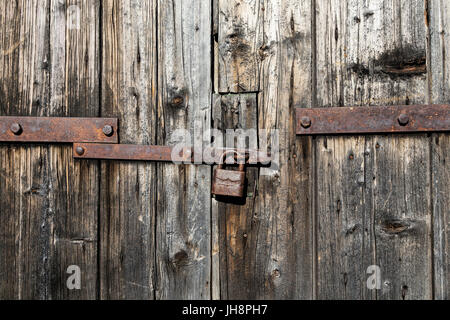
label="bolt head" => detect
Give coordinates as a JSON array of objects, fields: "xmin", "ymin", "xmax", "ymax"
[
  {"xmin": 301, "ymin": 117, "xmax": 312, "ymax": 129},
  {"xmin": 75, "ymin": 146, "xmax": 85, "ymax": 156},
  {"xmin": 398, "ymin": 114, "xmax": 410, "ymax": 126},
  {"xmin": 10, "ymin": 123, "xmax": 22, "ymax": 135},
  {"xmin": 103, "ymin": 125, "xmax": 114, "ymax": 137}
]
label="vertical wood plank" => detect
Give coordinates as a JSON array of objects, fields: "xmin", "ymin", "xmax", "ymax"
[
  {"xmin": 218, "ymin": 0, "xmax": 262, "ymax": 93},
  {"xmin": 315, "ymin": 0, "xmax": 432, "ymax": 299},
  {"xmin": 100, "ymin": 0, "xmax": 157, "ymax": 299},
  {"xmin": 315, "ymin": 135, "xmax": 373, "ymax": 300},
  {"xmin": 49, "ymin": 0, "xmax": 101, "ymax": 300},
  {"xmin": 428, "ymin": 0, "xmax": 450, "ymax": 300},
  {"xmin": 212, "ymin": 93, "xmax": 259, "ymax": 299},
  {"xmin": 256, "ymin": 0, "xmax": 314, "ymax": 300},
  {"xmin": 0, "ymin": 0, "xmax": 100, "ymax": 299},
  {"xmin": 156, "ymin": 0, "xmax": 212, "ymax": 300},
  {"xmin": 216, "ymin": 0, "xmax": 314, "ymax": 299},
  {"xmin": 0, "ymin": 0, "xmax": 50, "ymax": 299}
]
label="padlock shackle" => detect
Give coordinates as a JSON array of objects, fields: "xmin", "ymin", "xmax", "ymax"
[{"xmin": 218, "ymin": 150, "xmax": 246, "ymax": 171}]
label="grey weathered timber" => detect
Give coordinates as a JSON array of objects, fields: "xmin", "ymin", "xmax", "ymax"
[
  {"xmin": 429, "ymin": 0, "xmax": 450, "ymax": 300},
  {"xmin": 212, "ymin": 93, "xmax": 260, "ymax": 299},
  {"xmin": 0, "ymin": 0, "xmax": 100, "ymax": 299},
  {"xmin": 0, "ymin": 0, "xmax": 448, "ymax": 301},
  {"xmin": 218, "ymin": 0, "xmax": 262, "ymax": 93},
  {"xmin": 156, "ymin": 0, "xmax": 212, "ymax": 300},
  {"xmin": 256, "ymin": 0, "xmax": 314, "ymax": 300},
  {"xmin": 100, "ymin": 0, "xmax": 157, "ymax": 299},
  {"xmin": 217, "ymin": 0, "xmax": 314, "ymax": 299},
  {"xmin": 315, "ymin": 0, "xmax": 432, "ymax": 300}
]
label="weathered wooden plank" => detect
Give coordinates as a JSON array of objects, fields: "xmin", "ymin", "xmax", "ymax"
[
  {"xmin": 216, "ymin": 0, "xmax": 314, "ymax": 299},
  {"xmin": 212, "ymin": 93, "xmax": 260, "ymax": 299},
  {"xmin": 210, "ymin": 96, "xmax": 221, "ymax": 301},
  {"xmin": 156, "ymin": 0, "xmax": 212, "ymax": 300},
  {"xmin": 0, "ymin": 0, "xmax": 100, "ymax": 299},
  {"xmin": 315, "ymin": 0, "xmax": 432, "ymax": 299},
  {"xmin": 428, "ymin": 0, "xmax": 450, "ymax": 300},
  {"xmin": 315, "ymin": 136, "xmax": 373, "ymax": 299},
  {"xmin": 218, "ymin": 0, "xmax": 262, "ymax": 93},
  {"xmin": 213, "ymin": 0, "xmax": 220, "ymax": 95},
  {"xmin": 0, "ymin": 0, "xmax": 53, "ymax": 299},
  {"xmin": 49, "ymin": 0, "xmax": 100, "ymax": 300},
  {"xmin": 256, "ymin": 0, "xmax": 314, "ymax": 300},
  {"xmin": 100, "ymin": 0, "xmax": 157, "ymax": 299},
  {"xmin": 0, "ymin": 1, "xmax": 49, "ymax": 299}
]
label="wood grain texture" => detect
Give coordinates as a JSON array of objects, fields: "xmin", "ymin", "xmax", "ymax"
[
  {"xmin": 256, "ymin": 0, "xmax": 314, "ymax": 300},
  {"xmin": 218, "ymin": 0, "xmax": 262, "ymax": 93},
  {"xmin": 49, "ymin": 0, "xmax": 100, "ymax": 300},
  {"xmin": 216, "ymin": 0, "xmax": 314, "ymax": 299},
  {"xmin": 100, "ymin": 0, "xmax": 157, "ymax": 299},
  {"xmin": 156, "ymin": 0, "xmax": 212, "ymax": 300},
  {"xmin": 212, "ymin": 93, "xmax": 260, "ymax": 299},
  {"xmin": 315, "ymin": 0, "xmax": 432, "ymax": 300},
  {"xmin": 0, "ymin": 0, "xmax": 447, "ymax": 301},
  {"xmin": 428, "ymin": 0, "xmax": 450, "ymax": 300},
  {"xmin": 0, "ymin": 0, "xmax": 51, "ymax": 298},
  {"xmin": 0, "ymin": 0, "xmax": 100, "ymax": 299}
]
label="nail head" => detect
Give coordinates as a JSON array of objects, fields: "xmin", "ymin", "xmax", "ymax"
[
  {"xmin": 103, "ymin": 125, "xmax": 114, "ymax": 137},
  {"xmin": 301, "ymin": 117, "xmax": 312, "ymax": 129},
  {"xmin": 398, "ymin": 114, "xmax": 410, "ymax": 126},
  {"xmin": 75, "ymin": 146, "xmax": 85, "ymax": 156},
  {"xmin": 10, "ymin": 123, "xmax": 22, "ymax": 135}
]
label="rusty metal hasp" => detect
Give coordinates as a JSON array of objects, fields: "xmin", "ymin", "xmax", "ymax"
[
  {"xmin": 73, "ymin": 143, "xmax": 271, "ymax": 165},
  {"xmin": 73, "ymin": 143, "xmax": 190, "ymax": 162},
  {"xmin": 296, "ymin": 104, "xmax": 450, "ymax": 135},
  {"xmin": 73, "ymin": 143, "xmax": 270, "ymax": 199},
  {"xmin": 0, "ymin": 117, "xmax": 118, "ymax": 143}
]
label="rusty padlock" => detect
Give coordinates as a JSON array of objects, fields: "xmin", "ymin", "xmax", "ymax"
[{"xmin": 212, "ymin": 151, "xmax": 246, "ymax": 198}]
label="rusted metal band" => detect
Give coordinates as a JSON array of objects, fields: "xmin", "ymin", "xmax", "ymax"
[
  {"xmin": 73, "ymin": 143, "xmax": 271, "ymax": 165},
  {"xmin": 73, "ymin": 143, "xmax": 191, "ymax": 162},
  {"xmin": 0, "ymin": 117, "xmax": 118, "ymax": 143},
  {"xmin": 296, "ymin": 104, "xmax": 450, "ymax": 135}
]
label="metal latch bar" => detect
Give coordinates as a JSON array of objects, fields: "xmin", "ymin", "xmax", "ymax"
[
  {"xmin": 296, "ymin": 104, "xmax": 450, "ymax": 135},
  {"xmin": 0, "ymin": 117, "xmax": 118, "ymax": 143},
  {"xmin": 73, "ymin": 143, "xmax": 272, "ymax": 165},
  {"xmin": 73, "ymin": 143, "xmax": 189, "ymax": 162}
]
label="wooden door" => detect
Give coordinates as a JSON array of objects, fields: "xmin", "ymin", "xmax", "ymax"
[{"xmin": 0, "ymin": 0, "xmax": 448, "ymax": 300}]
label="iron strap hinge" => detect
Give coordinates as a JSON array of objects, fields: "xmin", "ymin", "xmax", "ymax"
[
  {"xmin": 0, "ymin": 117, "xmax": 118, "ymax": 143},
  {"xmin": 296, "ymin": 104, "xmax": 450, "ymax": 135}
]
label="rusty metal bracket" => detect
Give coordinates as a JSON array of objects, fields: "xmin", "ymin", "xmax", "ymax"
[
  {"xmin": 296, "ymin": 104, "xmax": 450, "ymax": 135},
  {"xmin": 73, "ymin": 143, "xmax": 271, "ymax": 165},
  {"xmin": 72, "ymin": 143, "xmax": 270, "ymax": 199},
  {"xmin": 73, "ymin": 143, "xmax": 190, "ymax": 162},
  {"xmin": 0, "ymin": 117, "xmax": 118, "ymax": 143}
]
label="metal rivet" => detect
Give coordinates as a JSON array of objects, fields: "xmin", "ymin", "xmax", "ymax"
[
  {"xmin": 10, "ymin": 123, "xmax": 22, "ymax": 135},
  {"xmin": 300, "ymin": 117, "xmax": 312, "ymax": 129},
  {"xmin": 75, "ymin": 146, "xmax": 85, "ymax": 156},
  {"xmin": 103, "ymin": 125, "xmax": 114, "ymax": 137},
  {"xmin": 398, "ymin": 114, "xmax": 410, "ymax": 126}
]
